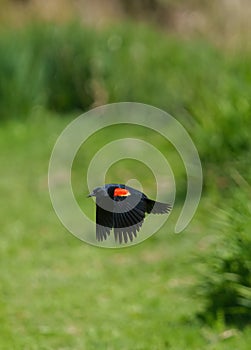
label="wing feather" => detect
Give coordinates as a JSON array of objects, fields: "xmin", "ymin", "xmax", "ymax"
[
  {"xmin": 96, "ymin": 197, "xmax": 113, "ymax": 241},
  {"xmin": 113, "ymin": 194, "xmax": 146, "ymax": 243}
]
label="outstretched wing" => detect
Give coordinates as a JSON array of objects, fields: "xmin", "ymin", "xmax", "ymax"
[
  {"xmin": 95, "ymin": 188, "xmax": 172, "ymax": 244},
  {"xmin": 96, "ymin": 197, "xmax": 113, "ymax": 242},
  {"xmin": 113, "ymin": 194, "xmax": 147, "ymax": 244},
  {"xmin": 146, "ymin": 199, "xmax": 172, "ymax": 214}
]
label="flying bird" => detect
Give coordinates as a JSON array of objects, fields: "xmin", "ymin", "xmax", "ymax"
[{"xmin": 88, "ymin": 184, "xmax": 171, "ymax": 244}]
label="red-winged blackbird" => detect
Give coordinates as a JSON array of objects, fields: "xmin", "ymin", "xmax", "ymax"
[{"xmin": 88, "ymin": 184, "xmax": 171, "ymax": 244}]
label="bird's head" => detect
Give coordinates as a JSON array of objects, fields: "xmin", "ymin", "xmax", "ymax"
[{"xmin": 87, "ymin": 186, "xmax": 108, "ymax": 198}]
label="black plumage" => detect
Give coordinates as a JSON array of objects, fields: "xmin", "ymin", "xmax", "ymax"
[{"xmin": 88, "ymin": 184, "xmax": 171, "ymax": 244}]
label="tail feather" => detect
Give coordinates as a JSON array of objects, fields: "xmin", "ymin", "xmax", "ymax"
[{"xmin": 146, "ymin": 199, "xmax": 172, "ymax": 214}]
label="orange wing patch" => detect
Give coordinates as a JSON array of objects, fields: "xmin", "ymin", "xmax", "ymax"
[{"xmin": 114, "ymin": 188, "xmax": 131, "ymax": 197}]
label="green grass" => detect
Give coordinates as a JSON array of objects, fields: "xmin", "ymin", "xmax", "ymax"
[{"xmin": 1, "ymin": 114, "xmax": 251, "ymax": 350}]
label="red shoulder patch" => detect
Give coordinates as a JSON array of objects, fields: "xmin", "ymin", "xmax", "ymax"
[{"xmin": 114, "ymin": 188, "xmax": 131, "ymax": 197}]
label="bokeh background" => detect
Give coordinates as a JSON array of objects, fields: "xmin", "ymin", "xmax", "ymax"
[{"xmin": 1, "ymin": 1, "xmax": 251, "ymax": 349}]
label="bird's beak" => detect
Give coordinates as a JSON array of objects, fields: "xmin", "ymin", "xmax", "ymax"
[{"xmin": 87, "ymin": 192, "xmax": 94, "ymax": 198}]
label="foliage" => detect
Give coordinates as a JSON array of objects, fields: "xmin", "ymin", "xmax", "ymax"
[
  {"xmin": 94, "ymin": 24, "xmax": 251, "ymax": 164},
  {"xmin": 0, "ymin": 23, "xmax": 95, "ymax": 119},
  {"xmin": 0, "ymin": 22, "xmax": 250, "ymax": 163},
  {"xmin": 0, "ymin": 29, "xmax": 44, "ymax": 119},
  {"xmin": 39, "ymin": 24, "xmax": 94, "ymax": 112},
  {"xmin": 197, "ymin": 189, "xmax": 251, "ymax": 326}
]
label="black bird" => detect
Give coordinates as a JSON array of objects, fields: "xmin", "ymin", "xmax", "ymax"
[{"xmin": 88, "ymin": 184, "xmax": 171, "ymax": 244}]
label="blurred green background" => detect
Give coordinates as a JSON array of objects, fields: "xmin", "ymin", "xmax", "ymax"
[{"xmin": 1, "ymin": 1, "xmax": 251, "ymax": 349}]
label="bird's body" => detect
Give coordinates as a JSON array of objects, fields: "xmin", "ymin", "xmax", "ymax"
[{"xmin": 88, "ymin": 184, "xmax": 171, "ymax": 244}]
